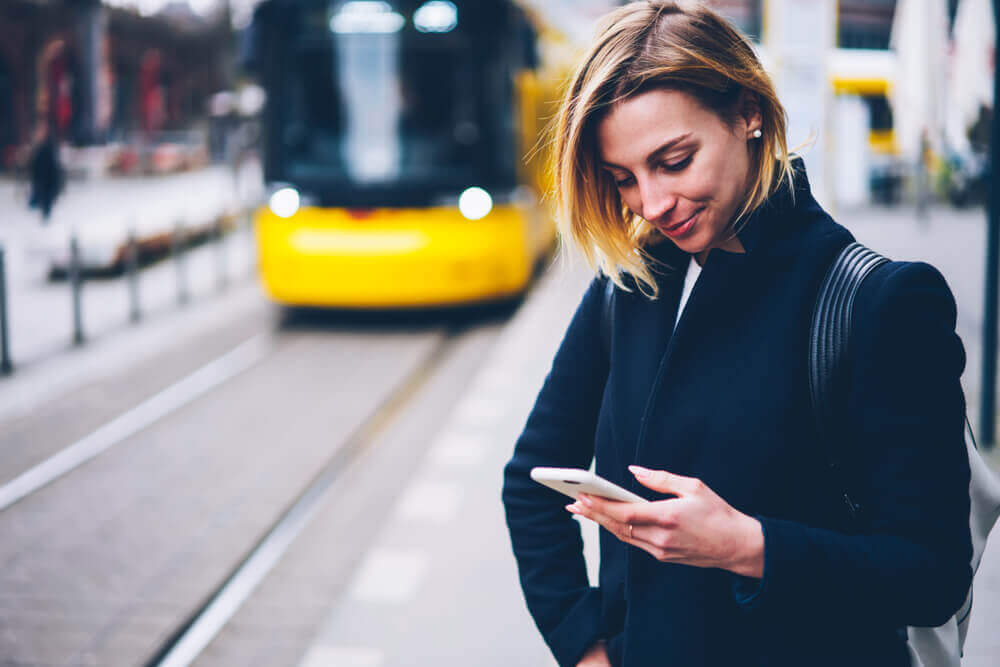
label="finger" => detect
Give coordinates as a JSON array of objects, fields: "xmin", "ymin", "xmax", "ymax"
[
  {"xmin": 575, "ymin": 494, "xmax": 634, "ymax": 530},
  {"xmin": 576, "ymin": 493, "xmax": 629, "ymax": 514},
  {"xmin": 629, "ymin": 465, "xmax": 697, "ymax": 496},
  {"xmin": 578, "ymin": 493, "xmax": 666, "ymax": 527},
  {"xmin": 573, "ymin": 497, "xmax": 665, "ymax": 550},
  {"xmin": 568, "ymin": 499, "xmax": 632, "ymax": 541},
  {"xmin": 569, "ymin": 500, "xmax": 674, "ymax": 561}
]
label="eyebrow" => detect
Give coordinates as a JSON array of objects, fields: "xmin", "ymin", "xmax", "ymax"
[{"xmin": 600, "ymin": 133, "xmax": 693, "ymax": 171}]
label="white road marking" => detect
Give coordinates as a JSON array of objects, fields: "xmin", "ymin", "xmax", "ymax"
[
  {"xmin": 429, "ymin": 432, "xmax": 490, "ymax": 466},
  {"xmin": 395, "ymin": 481, "xmax": 463, "ymax": 523},
  {"xmin": 298, "ymin": 646, "xmax": 384, "ymax": 667},
  {"xmin": 350, "ymin": 549, "xmax": 430, "ymax": 604},
  {"xmin": 0, "ymin": 283, "xmax": 267, "ymax": 425},
  {"xmin": 0, "ymin": 334, "xmax": 271, "ymax": 511}
]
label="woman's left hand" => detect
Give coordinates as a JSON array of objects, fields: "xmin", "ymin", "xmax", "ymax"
[{"xmin": 567, "ymin": 465, "xmax": 764, "ymax": 578}]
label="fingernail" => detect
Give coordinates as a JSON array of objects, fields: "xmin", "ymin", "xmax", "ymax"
[
  {"xmin": 566, "ymin": 504, "xmax": 580, "ymax": 514},
  {"xmin": 629, "ymin": 465, "xmax": 651, "ymax": 479},
  {"xmin": 579, "ymin": 494, "xmax": 593, "ymax": 507}
]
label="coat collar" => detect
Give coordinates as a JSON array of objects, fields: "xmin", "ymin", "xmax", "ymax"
[{"xmin": 733, "ymin": 157, "xmax": 813, "ymax": 257}]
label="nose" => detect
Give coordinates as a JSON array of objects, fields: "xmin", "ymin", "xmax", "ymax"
[{"xmin": 636, "ymin": 176, "xmax": 677, "ymax": 223}]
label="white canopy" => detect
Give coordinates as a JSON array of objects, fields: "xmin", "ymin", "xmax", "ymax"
[
  {"xmin": 946, "ymin": 0, "xmax": 996, "ymax": 154},
  {"xmin": 889, "ymin": 0, "xmax": 951, "ymax": 160}
]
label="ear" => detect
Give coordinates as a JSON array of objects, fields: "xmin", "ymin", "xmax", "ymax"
[{"xmin": 737, "ymin": 89, "xmax": 762, "ymax": 137}]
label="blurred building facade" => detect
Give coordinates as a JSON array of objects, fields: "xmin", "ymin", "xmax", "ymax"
[
  {"xmin": 697, "ymin": 0, "xmax": 903, "ymax": 46},
  {"xmin": 701, "ymin": 0, "xmax": 988, "ymax": 208},
  {"xmin": 0, "ymin": 0, "xmax": 234, "ymax": 174}
]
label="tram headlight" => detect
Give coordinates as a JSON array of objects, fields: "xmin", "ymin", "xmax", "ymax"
[
  {"xmin": 414, "ymin": 1, "xmax": 458, "ymax": 33},
  {"xmin": 459, "ymin": 187, "xmax": 493, "ymax": 220},
  {"xmin": 269, "ymin": 187, "xmax": 301, "ymax": 218}
]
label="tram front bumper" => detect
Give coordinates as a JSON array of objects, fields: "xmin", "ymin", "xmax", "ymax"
[{"xmin": 255, "ymin": 205, "xmax": 538, "ymax": 308}]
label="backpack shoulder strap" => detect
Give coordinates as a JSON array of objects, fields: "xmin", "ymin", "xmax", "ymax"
[{"xmin": 809, "ymin": 242, "xmax": 890, "ymax": 521}]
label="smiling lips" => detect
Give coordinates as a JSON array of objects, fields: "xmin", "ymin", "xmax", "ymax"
[{"xmin": 657, "ymin": 207, "xmax": 704, "ymax": 238}]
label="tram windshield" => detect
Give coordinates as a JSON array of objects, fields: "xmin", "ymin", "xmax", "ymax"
[{"xmin": 276, "ymin": 2, "xmax": 516, "ymax": 204}]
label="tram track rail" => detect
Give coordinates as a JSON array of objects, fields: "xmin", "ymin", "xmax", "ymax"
[{"xmin": 142, "ymin": 328, "xmax": 460, "ymax": 667}]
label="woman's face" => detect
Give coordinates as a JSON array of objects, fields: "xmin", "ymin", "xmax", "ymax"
[{"xmin": 597, "ymin": 88, "xmax": 760, "ymax": 259}]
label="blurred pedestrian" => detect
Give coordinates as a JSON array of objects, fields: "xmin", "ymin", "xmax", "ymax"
[
  {"xmin": 28, "ymin": 125, "xmax": 64, "ymax": 223},
  {"xmin": 502, "ymin": 3, "xmax": 971, "ymax": 666}
]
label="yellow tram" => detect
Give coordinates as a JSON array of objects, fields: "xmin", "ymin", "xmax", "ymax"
[{"xmin": 247, "ymin": 0, "xmax": 561, "ymax": 307}]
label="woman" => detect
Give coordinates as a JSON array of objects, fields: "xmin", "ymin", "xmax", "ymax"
[
  {"xmin": 28, "ymin": 124, "xmax": 64, "ymax": 223},
  {"xmin": 501, "ymin": 3, "xmax": 972, "ymax": 666}
]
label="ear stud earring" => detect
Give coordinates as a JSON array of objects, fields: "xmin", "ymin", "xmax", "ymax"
[{"xmin": 751, "ymin": 129, "xmax": 762, "ymax": 139}]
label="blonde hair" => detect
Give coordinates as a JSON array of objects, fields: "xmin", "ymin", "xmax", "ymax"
[{"xmin": 552, "ymin": 1, "xmax": 794, "ymax": 297}]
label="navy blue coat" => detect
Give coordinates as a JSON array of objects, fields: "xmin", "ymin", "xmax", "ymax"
[{"xmin": 502, "ymin": 166, "xmax": 972, "ymax": 666}]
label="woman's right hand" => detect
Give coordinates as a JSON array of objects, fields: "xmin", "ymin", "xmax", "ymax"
[{"xmin": 577, "ymin": 641, "xmax": 611, "ymax": 667}]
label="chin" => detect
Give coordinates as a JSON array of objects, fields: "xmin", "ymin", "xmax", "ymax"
[{"xmin": 668, "ymin": 234, "xmax": 710, "ymax": 257}]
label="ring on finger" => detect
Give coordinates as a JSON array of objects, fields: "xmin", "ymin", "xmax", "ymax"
[{"xmin": 628, "ymin": 523, "xmax": 633, "ymax": 539}]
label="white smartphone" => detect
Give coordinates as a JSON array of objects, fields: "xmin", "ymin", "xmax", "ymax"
[{"xmin": 530, "ymin": 467, "xmax": 649, "ymax": 504}]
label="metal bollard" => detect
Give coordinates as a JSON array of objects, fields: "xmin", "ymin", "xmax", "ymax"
[
  {"xmin": 172, "ymin": 221, "xmax": 189, "ymax": 305},
  {"xmin": 126, "ymin": 228, "xmax": 141, "ymax": 323},
  {"xmin": 215, "ymin": 217, "xmax": 228, "ymax": 291},
  {"xmin": 0, "ymin": 245, "xmax": 12, "ymax": 375},
  {"xmin": 69, "ymin": 235, "xmax": 85, "ymax": 346}
]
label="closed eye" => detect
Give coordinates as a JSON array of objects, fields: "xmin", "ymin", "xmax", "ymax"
[
  {"xmin": 661, "ymin": 154, "xmax": 692, "ymax": 172},
  {"xmin": 605, "ymin": 153, "xmax": 691, "ymax": 187},
  {"xmin": 602, "ymin": 169, "xmax": 635, "ymax": 188}
]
